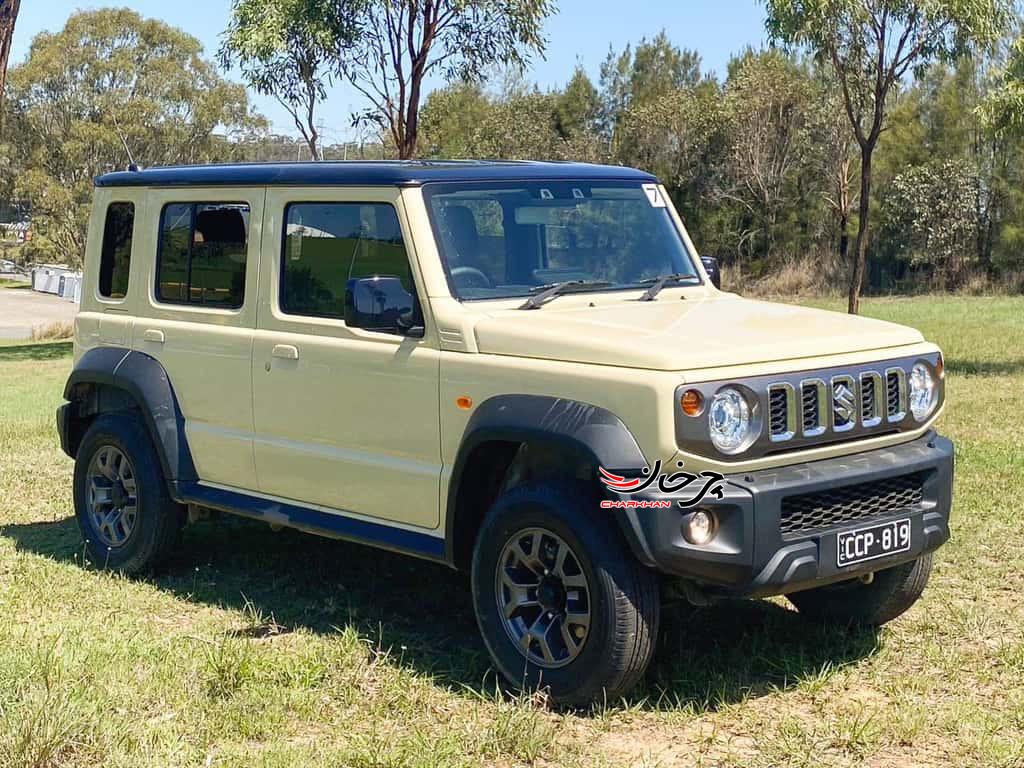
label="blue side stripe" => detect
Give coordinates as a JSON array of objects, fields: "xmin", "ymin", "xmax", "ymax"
[{"xmin": 176, "ymin": 482, "xmax": 446, "ymax": 561}]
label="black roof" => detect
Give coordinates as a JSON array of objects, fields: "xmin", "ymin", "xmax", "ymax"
[{"xmin": 94, "ymin": 160, "xmax": 658, "ymax": 188}]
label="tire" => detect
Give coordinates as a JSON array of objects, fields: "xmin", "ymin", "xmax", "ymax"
[
  {"xmin": 73, "ymin": 412, "xmax": 185, "ymax": 573},
  {"xmin": 788, "ymin": 553, "xmax": 933, "ymax": 626},
  {"xmin": 470, "ymin": 481, "xmax": 659, "ymax": 707}
]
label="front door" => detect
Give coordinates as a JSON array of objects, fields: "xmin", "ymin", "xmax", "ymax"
[{"xmin": 251, "ymin": 188, "xmax": 442, "ymax": 529}]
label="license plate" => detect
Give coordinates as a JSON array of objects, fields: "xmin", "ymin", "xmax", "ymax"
[{"xmin": 836, "ymin": 519, "xmax": 911, "ymax": 568}]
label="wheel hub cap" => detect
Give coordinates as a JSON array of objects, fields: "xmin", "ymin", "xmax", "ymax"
[
  {"xmin": 495, "ymin": 527, "xmax": 592, "ymax": 668},
  {"xmin": 86, "ymin": 445, "xmax": 138, "ymax": 548}
]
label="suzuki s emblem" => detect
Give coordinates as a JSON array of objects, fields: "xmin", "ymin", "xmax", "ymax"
[{"xmin": 833, "ymin": 383, "xmax": 856, "ymax": 423}]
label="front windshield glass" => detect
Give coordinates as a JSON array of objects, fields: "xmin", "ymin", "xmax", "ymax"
[{"xmin": 422, "ymin": 181, "xmax": 700, "ymax": 300}]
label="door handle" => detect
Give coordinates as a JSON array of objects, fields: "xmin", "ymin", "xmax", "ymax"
[
  {"xmin": 142, "ymin": 329, "xmax": 165, "ymax": 344},
  {"xmin": 271, "ymin": 344, "xmax": 299, "ymax": 360}
]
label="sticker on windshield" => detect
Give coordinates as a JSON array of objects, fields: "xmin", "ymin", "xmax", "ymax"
[{"xmin": 642, "ymin": 183, "xmax": 666, "ymax": 208}]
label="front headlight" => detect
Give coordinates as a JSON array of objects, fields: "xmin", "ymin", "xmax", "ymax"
[
  {"xmin": 909, "ymin": 362, "xmax": 937, "ymax": 421},
  {"xmin": 708, "ymin": 387, "xmax": 754, "ymax": 454}
]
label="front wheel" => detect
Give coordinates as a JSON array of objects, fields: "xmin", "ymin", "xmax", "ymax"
[
  {"xmin": 788, "ymin": 554, "xmax": 933, "ymax": 626},
  {"xmin": 471, "ymin": 482, "xmax": 659, "ymax": 707}
]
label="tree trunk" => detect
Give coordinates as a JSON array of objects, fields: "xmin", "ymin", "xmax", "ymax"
[
  {"xmin": 848, "ymin": 145, "xmax": 873, "ymax": 315},
  {"xmin": 838, "ymin": 211, "xmax": 849, "ymax": 262},
  {"xmin": 0, "ymin": 0, "xmax": 19, "ymax": 93},
  {"xmin": 0, "ymin": 0, "xmax": 21, "ymax": 134}
]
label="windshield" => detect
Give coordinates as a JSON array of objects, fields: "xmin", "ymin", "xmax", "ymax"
[{"xmin": 423, "ymin": 181, "xmax": 700, "ymax": 301}]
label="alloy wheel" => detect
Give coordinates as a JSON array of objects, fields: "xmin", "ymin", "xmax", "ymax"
[{"xmin": 495, "ymin": 527, "xmax": 592, "ymax": 668}]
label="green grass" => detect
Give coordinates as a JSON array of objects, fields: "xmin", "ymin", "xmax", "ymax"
[
  {"xmin": 1, "ymin": 296, "xmax": 1022, "ymax": 767},
  {"xmin": 0, "ymin": 277, "xmax": 30, "ymax": 289}
]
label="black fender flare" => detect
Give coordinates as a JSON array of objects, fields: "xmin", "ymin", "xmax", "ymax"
[
  {"xmin": 60, "ymin": 347, "xmax": 197, "ymax": 485},
  {"xmin": 444, "ymin": 394, "xmax": 655, "ymax": 566}
]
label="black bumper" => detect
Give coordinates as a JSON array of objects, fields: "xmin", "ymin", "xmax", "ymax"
[{"xmin": 615, "ymin": 432, "xmax": 953, "ymax": 598}]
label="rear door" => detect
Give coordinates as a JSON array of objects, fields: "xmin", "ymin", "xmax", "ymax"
[
  {"xmin": 251, "ymin": 187, "xmax": 442, "ymax": 529},
  {"xmin": 77, "ymin": 188, "xmax": 146, "ymax": 356},
  {"xmin": 130, "ymin": 187, "xmax": 265, "ymax": 491}
]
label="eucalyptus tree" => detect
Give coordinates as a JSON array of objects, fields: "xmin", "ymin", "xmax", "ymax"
[
  {"xmin": 221, "ymin": 0, "xmax": 356, "ymax": 160},
  {"xmin": 765, "ymin": 0, "xmax": 1013, "ymax": 312},
  {"xmin": 340, "ymin": 0, "xmax": 553, "ymax": 159}
]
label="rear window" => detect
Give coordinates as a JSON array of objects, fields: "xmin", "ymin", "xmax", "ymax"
[
  {"xmin": 157, "ymin": 202, "xmax": 249, "ymax": 308},
  {"xmin": 98, "ymin": 202, "xmax": 134, "ymax": 299},
  {"xmin": 281, "ymin": 202, "xmax": 412, "ymax": 320}
]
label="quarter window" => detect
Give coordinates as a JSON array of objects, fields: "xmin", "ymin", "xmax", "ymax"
[
  {"xmin": 281, "ymin": 202, "xmax": 413, "ymax": 320},
  {"xmin": 157, "ymin": 202, "xmax": 249, "ymax": 308},
  {"xmin": 98, "ymin": 202, "xmax": 134, "ymax": 299}
]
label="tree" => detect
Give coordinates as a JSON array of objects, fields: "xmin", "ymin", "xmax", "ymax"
[
  {"xmin": 765, "ymin": 0, "xmax": 1012, "ymax": 313},
  {"xmin": 556, "ymin": 66, "xmax": 602, "ymax": 140},
  {"xmin": 339, "ymin": 0, "xmax": 554, "ymax": 159},
  {"xmin": 0, "ymin": 0, "xmax": 20, "ymax": 123},
  {"xmin": 7, "ymin": 9, "xmax": 262, "ymax": 265},
  {"xmin": 419, "ymin": 81, "xmax": 491, "ymax": 157},
  {"xmin": 599, "ymin": 33, "xmax": 701, "ymax": 140},
  {"xmin": 718, "ymin": 50, "xmax": 815, "ymax": 264},
  {"xmin": 220, "ymin": 0, "xmax": 356, "ymax": 160},
  {"xmin": 882, "ymin": 159, "xmax": 980, "ymax": 287}
]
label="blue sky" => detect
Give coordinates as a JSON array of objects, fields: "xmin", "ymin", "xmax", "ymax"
[{"xmin": 9, "ymin": 1, "xmax": 769, "ymax": 142}]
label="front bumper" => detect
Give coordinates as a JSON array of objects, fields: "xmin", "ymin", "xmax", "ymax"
[{"xmin": 614, "ymin": 432, "xmax": 953, "ymax": 598}]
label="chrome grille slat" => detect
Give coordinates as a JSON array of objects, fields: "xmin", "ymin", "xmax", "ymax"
[
  {"xmin": 800, "ymin": 379, "xmax": 827, "ymax": 437},
  {"xmin": 768, "ymin": 383, "xmax": 796, "ymax": 442},
  {"xmin": 885, "ymin": 367, "xmax": 908, "ymax": 422},
  {"xmin": 860, "ymin": 371, "xmax": 883, "ymax": 428}
]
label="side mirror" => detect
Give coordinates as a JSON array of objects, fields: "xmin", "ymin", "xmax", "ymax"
[
  {"xmin": 344, "ymin": 276, "xmax": 424, "ymax": 337},
  {"xmin": 700, "ymin": 256, "xmax": 722, "ymax": 289}
]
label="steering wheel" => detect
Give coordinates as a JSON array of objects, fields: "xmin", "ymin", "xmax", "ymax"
[{"xmin": 450, "ymin": 266, "xmax": 493, "ymax": 291}]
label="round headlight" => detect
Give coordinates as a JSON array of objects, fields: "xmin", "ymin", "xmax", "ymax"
[
  {"xmin": 909, "ymin": 362, "xmax": 937, "ymax": 421},
  {"xmin": 708, "ymin": 387, "xmax": 753, "ymax": 454}
]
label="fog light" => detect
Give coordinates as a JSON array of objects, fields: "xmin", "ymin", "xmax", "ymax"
[{"xmin": 682, "ymin": 509, "xmax": 717, "ymax": 546}]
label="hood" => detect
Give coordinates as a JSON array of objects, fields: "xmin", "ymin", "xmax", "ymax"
[{"xmin": 471, "ymin": 294, "xmax": 925, "ymax": 372}]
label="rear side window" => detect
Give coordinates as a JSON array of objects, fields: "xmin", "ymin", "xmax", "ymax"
[
  {"xmin": 157, "ymin": 202, "xmax": 249, "ymax": 308},
  {"xmin": 98, "ymin": 202, "xmax": 134, "ymax": 299},
  {"xmin": 281, "ymin": 202, "xmax": 412, "ymax": 319}
]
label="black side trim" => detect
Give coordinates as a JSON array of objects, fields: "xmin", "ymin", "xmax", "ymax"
[
  {"xmin": 175, "ymin": 482, "xmax": 445, "ymax": 561},
  {"xmin": 61, "ymin": 347, "xmax": 198, "ymax": 485},
  {"xmin": 444, "ymin": 394, "xmax": 649, "ymax": 565}
]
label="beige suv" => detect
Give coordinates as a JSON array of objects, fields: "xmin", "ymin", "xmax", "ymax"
[{"xmin": 58, "ymin": 161, "xmax": 952, "ymax": 705}]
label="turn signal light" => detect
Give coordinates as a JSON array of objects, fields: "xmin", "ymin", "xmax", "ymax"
[
  {"xmin": 456, "ymin": 395, "xmax": 473, "ymax": 410},
  {"xmin": 680, "ymin": 389, "xmax": 703, "ymax": 417},
  {"xmin": 935, "ymin": 353, "xmax": 944, "ymax": 380}
]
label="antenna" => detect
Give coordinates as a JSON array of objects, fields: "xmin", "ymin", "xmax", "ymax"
[{"xmin": 109, "ymin": 111, "xmax": 140, "ymax": 171}]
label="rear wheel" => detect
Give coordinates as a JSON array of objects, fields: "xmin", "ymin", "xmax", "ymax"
[
  {"xmin": 471, "ymin": 482, "xmax": 659, "ymax": 706},
  {"xmin": 788, "ymin": 554, "xmax": 933, "ymax": 626},
  {"xmin": 73, "ymin": 413, "xmax": 185, "ymax": 573}
]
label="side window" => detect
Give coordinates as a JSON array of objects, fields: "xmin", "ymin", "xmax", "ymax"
[
  {"xmin": 98, "ymin": 202, "xmax": 134, "ymax": 299},
  {"xmin": 281, "ymin": 202, "xmax": 414, "ymax": 321},
  {"xmin": 157, "ymin": 202, "xmax": 249, "ymax": 308}
]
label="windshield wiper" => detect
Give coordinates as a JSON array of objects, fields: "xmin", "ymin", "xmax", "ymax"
[
  {"xmin": 637, "ymin": 273, "xmax": 701, "ymax": 302},
  {"xmin": 518, "ymin": 280, "xmax": 615, "ymax": 310}
]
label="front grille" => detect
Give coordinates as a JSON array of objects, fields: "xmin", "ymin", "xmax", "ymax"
[{"xmin": 779, "ymin": 472, "xmax": 927, "ymax": 539}]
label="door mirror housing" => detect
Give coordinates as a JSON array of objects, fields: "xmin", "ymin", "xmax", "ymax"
[
  {"xmin": 700, "ymin": 255, "xmax": 722, "ymax": 289},
  {"xmin": 344, "ymin": 276, "xmax": 424, "ymax": 337}
]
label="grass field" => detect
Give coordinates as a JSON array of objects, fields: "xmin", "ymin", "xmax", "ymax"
[{"xmin": 1, "ymin": 296, "xmax": 1022, "ymax": 767}]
